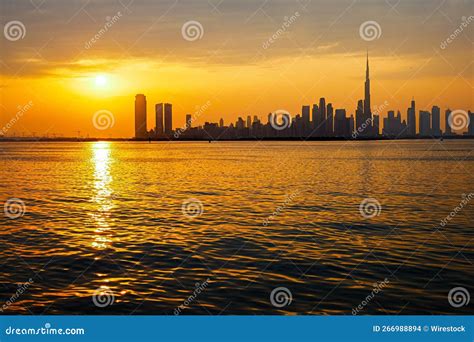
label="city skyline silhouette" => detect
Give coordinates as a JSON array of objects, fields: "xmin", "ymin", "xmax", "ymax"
[{"xmin": 130, "ymin": 53, "xmax": 472, "ymax": 141}]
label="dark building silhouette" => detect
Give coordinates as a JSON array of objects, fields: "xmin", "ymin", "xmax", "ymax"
[
  {"xmin": 326, "ymin": 103, "xmax": 334, "ymax": 135},
  {"xmin": 445, "ymin": 109, "xmax": 452, "ymax": 135},
  {"xmin": 383, "ymin": 110, "xmax": 406, "ymax": 137},
  {"xmin": 186, "ymin": 114, "xmax": 192, "ymax": 128},
  {"xmin": 373, "ymin": 114, "xmax": 380, "ymax": 135},
  {"xmin": 311, "ymin": 104, "xmax": 319, "ymax": 133},
  {"xmin": 419, "ymin": 110, "xmax": 431, "ymax": 136},
  {"xmin": 355, "ymin": 99, "xmax": 365, "ymax": 133},
  {"xmin": 364, "ymin": 51, "xmax": 372, "ymax": 135},
  {"xmin": 407, "ymin": 98, "xmax": 416, "ymax": 137},
  {"xmin": 135, "ymin": 94, "xmax": 147, "ymax": 139},
  {"xmin": 431, "ymin": 105, "xmax": 441, "ymax": 137},
  {"xmin": 318, "ymin": 98, "xmax": 326, "ymax": 135},
  {"xmin": 155, "ymin": 104, "xmax": 164, "ymax": 136},
  {"xmin": 334, "ymin": 109, "xmax": 350, "ymax": 136},
  {"xmin": 164, "ymin": 103, "xmax": 172, "ymax": 135},
  {"xmin": 302, "ymin": 105, "xmax": 310, "ymax": 134}
]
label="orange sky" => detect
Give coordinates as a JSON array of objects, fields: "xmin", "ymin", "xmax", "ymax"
[{"xmin": 1, "ymin": 1, "xmax": 473, "ymax": 138}]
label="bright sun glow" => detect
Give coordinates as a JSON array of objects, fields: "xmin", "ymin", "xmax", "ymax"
[{"xmin": 95, "ymin": 75, "xmax": 108, "ymax": 87}]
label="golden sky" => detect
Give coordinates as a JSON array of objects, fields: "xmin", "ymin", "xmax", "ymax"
[{"xmin": 1, "ymin": 0, "xmax": 473, "ymax": 137}]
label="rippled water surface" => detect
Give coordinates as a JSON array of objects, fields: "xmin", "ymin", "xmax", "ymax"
[{"xmin": 0, "ymin": 140, "xmax": 473, "ymax": 315}]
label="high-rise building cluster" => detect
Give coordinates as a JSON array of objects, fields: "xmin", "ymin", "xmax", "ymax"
[
  {"xmin": 134, "ymin": 54, "xmax": 473, "ymax": 140},
  {"xmin": 134, "ymin": 95, "xmax": 173, "ymax": 139}
]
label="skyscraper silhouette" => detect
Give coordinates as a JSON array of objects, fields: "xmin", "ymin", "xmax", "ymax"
[
  {"xmin": 431, "ymin": 105, "xmax": 441, "ymax": 137},
  {"xmin": 164, "ymin": 103, "xmax": 172, "ymax": 135},
  {"xmin": 311, "ymin": 104, "xmax": 319, "ymax": 133},
  {"xmin": 334, "ymin": 109, "xmax": 347, "ymax": 136},
  {"xmin": 326, "ymin": 103, "xmax": 333, "ymax": 135},
  {"xmin": 373, "ymin": 114, "xmax": 380, "ymax": 135},
  {"xmin": 407, "ymin": 98, "xmax": 416, "ymax": 136},
  {"xmin": 364, "ymin": 51, "xmax": 373, "ymax": 135},
  {"xmin": 302, "ymin": 105, "xmax": 310, "ymax": 134},
  {"xmin": 419, "ymin": 110, "xmax": 431, "ymax": 136},
  {"xmin": 355, "ymin": 99, "xmax": 364, "ymax": 134},
  {"xmin": 155, "ymin": 103, "xmax": 164, "ymax": 136},
  {"xmin": 186, "ymin": 114, "xmax": 192, "ymax": 128},
  {"xmin": 445, "ymin": 109, "xmax": 452, "ymax": 135},
  {"xmin": 135, "ymin": 94, "xmax": 147, "ymax": 139},
  {"xmin": 319, "ymin": 98, "xmax": 326, "ymax": 135}
]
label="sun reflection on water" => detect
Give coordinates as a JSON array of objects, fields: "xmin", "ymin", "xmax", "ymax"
[{"xmin": 90, "ymin": 142, "xmax": 114, "ymax": 250}]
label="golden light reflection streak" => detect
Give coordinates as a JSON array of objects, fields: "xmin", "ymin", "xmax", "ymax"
[{"xmin": 91, "ymin": 142, "xmax": 114, "ymax": 250}]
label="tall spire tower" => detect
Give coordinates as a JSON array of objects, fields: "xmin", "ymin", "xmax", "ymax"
[{"xmin": 364, "ymin": 50, "xmax": 372, "ymax": 135}]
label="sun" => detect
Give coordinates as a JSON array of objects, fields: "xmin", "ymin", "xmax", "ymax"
[{"xmin": 95, "ymin": 75, "xmax": 108, "ymax": 87}]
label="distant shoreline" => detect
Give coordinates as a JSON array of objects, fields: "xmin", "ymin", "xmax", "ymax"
[{"xmin": 0, "ymin": 136, "xmax": 473, "ymax": 142}]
